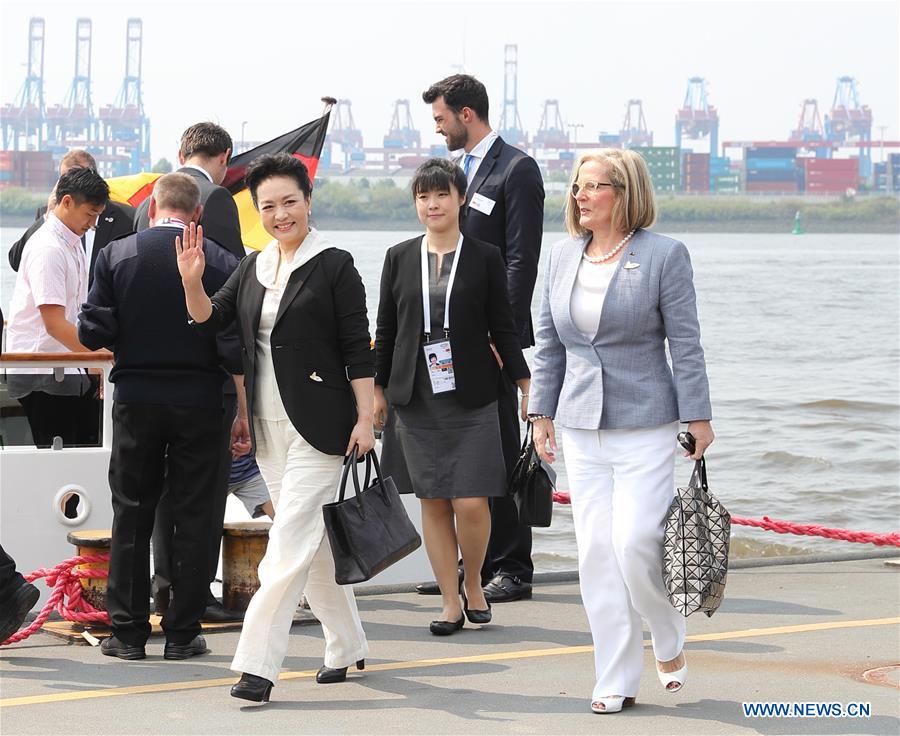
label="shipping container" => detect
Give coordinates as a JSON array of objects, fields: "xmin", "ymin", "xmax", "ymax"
[
  {"xmin": 746, "ymin": 169, "xmax": 799, "ymax": 182},
  {"xmin": 744, "ymin": 158, "xmax": 797, "ymax": 171},
  {"xmin": 802, "ymin": 158, "xmax": 858, "ymax": 171},
  {"xmin": 746, "ymin": 146, "xmax": 797, "ymax": 159}
]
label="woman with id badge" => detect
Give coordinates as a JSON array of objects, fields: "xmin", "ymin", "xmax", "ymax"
[{"xmin": 375, "ymin": 158, "xmax": 530, "ymax": 636}]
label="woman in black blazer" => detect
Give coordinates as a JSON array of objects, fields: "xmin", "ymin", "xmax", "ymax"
[
  {"xmin": 177, "ymin": 154, "xmax": 374, "ymax": 703},
  {"xmin": 375, "ymin": 158, "xmax": 530, "ymax": 635}
]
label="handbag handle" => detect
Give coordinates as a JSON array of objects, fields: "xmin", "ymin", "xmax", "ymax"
[
  {"xmin": 336, "ymin": 449, "xmax": 391, "ymax": 510},
  {"xmin": 520, "ymin": 421, "xmax": 534, "ymax": 452},
  {"xmin": 689, "ymin": 456, "xmax": 709, "ymax": 491}
]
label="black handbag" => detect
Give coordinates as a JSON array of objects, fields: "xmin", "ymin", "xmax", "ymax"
[
  {"xmin": 663, "ymin": 435, "xmax": 731, "ymax": 617},
  {"xmin": 507, "ymin": 423, "xmax": 556, "ymax": 528},
  {"xmin": 322, "ymin": 449, "xmax": 422, "ymax": 585}
]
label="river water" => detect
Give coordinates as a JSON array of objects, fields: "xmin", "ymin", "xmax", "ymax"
[{"xmin": 2, "ymin": 228, "xmax": 898, "ymax": 569}]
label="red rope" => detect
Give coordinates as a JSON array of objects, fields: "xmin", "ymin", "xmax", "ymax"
[
  {"xmin": 552, "ymin": 491, "xmax": 900, "ymax": 548},
  {"xmin": 1, "ymin": 553, "xmax": 111, "ymax": 646}
]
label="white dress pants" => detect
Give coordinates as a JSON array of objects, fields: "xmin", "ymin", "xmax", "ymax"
[
  {"xmin": 230, "ymin": 418, "xmax": 369, "ymax": 683},
  {"xmin": 561, "ymin": 422, "xmax": 685, "ymax": 700}
]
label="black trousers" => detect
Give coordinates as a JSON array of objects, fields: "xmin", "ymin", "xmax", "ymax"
[
  {"xmin": 484, "ymin": 371, "xmax": 534, "ymax": 583},
  {"xmin": 0, "ymin": 544, "xmax": 27, "ymax": 601},
  {"xmin": 151, "ymin": 393, "xmax": 236, "ymax": 606},
  {"xmin": 107, "ymin": 401, "xmax": 221, "ymax": 645},
  {"xmin": 18, "ymin": 389, "xmax": 100, "ymax": 448}
]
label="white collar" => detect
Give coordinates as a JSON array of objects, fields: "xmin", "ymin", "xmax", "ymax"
[
  {"xmin": 465, "ymin": 130, "xmax": 498, "ymax": 161},
  {"xmin": 46, "ymin": 211, "xmax": 83, "ymax": 249},
  {"xmin": 182, "ymin": 163, "xmax": 214, "ymax": 183},
  {"xmin": 255, "ymin": 228, "xmax": 333, "ymax": 288}
]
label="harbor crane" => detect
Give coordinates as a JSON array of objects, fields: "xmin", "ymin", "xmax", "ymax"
[
  {"xmin": 1, "ymin": 17, "xmax": 46, "ymax": 151},
  {"xmin": 675, "ymin": 77, "xmax": 718, "ymax": 156}
]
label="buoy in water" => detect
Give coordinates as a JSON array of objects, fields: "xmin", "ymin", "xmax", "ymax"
[{"xmin": 792, "ymin": 210, "xmax": 804, "ymax": 235}]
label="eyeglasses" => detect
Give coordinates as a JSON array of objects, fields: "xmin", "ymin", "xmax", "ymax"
[{"xmin": 571, "ymin": 180, "xmax": 619, "ymax": 198}]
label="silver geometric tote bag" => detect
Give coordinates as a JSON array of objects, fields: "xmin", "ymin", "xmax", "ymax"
[{"xmin": 663, "ymin": 455, "xmax": 731, "ymax": 617}]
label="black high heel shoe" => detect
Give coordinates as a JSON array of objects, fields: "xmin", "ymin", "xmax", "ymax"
[
  {"xmin": 230, "ymin": 672, "xmax": 273, "ymax": 703},
  {"xmin": 462, "ymin": 593, "xmax": 492, "ymax": 625},
  {"xmin": 429, "ymin": 614, "xmax": 465, "ymax": 636},
  {"xmin": 316, "ymin": 659, "xmax": 365, "ymax": 684}
]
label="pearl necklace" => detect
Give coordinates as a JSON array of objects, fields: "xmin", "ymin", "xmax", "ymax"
[{"xmin": 582, "ymin": 230, "xmax": 635, "ymax": 264}]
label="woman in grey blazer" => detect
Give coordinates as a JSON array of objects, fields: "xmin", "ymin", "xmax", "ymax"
[{"xmin": 529, "ymin": 149, "xmax": 714, "ymax": 714}]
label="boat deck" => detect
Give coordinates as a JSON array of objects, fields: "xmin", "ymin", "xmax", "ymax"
[{"xmin": 1, "ymin": 555, "xmax": 898, "ymax": 735}]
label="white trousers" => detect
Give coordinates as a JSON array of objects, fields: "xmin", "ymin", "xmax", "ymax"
[
  {"xmin": 230, "ymin": 418, "xmax": 369, "ymax": 683},
  {"xmin": 561, "ymin": 422, "xmax": 685, "ymax": 700}
]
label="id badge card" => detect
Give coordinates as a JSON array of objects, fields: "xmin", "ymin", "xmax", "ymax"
[{"xmin": 423, "ymin": 339, "xmax": 455, "ymax": 394}]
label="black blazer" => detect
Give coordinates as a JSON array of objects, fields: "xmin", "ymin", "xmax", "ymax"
[
  {"xmin": 135, "ymin": 166, "xmax": 245, "ymax": 260},
  {"xmin": 375, "ymin": 235, "xmax": 529, "ymax": 408},
  {"xmin": 459, "ymin": 137, "xmax": 544, "ymax": 348},
  {"xmin": 197, "ymin": 244, "xmax": 373, "ymax": 456},
  {"xmin": 8, "ymin": 200, "xmax": 136, "ymax": 287}
]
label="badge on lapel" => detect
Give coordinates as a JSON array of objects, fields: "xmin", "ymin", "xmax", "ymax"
[
  {"xmin": 624, "ymin": 261, "xmax": 641, "ymax": 270},
  {"xmin": 309, "ymin": 372, "xmax": 323, "ymax": 382}
]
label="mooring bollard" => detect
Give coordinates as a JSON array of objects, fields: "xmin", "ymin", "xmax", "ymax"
[
  {"xmin": 222, "ymin": 521, "xmax": 271, "ymax": 612},
  {"xmin": 66, "ymin": 529, "xmax": 112, "ymax": 611}
]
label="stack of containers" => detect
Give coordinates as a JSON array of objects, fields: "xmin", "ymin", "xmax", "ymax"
[
  {"xmin": 633, "ymin": 147, "xmax": 680, "ymax": 194},
  {"xmin": 0, "ymin": 151, "xmax": 55, "ymax": 190},
  {"xmin": 0, "ymin": 151, "xmax": 15, "ymax": 189},
  {"xmin": 682, "ymin": 152, "xmax": 710, "ymax": 193},
  {"xmin": 710, "ymin": 156, "xmax": 739, "ymax": 193},
  {"xmin": 872, "ymin": 162, "xmax": 887, "ymax": 192},
  {"xmin": 801, "ymin": 158, "xmax": 859, "ymax": 194},
  {"xmin": 745, "ymin": 146, "xmax": 799, "ymax": 193},
  {"xmin": 886, "ymin": 153, "xmax": 900, "ymax": 192}
]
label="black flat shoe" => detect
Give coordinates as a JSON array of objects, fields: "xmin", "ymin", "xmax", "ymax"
[
  {"xmin": 429, "ymin": 615, "xmax": 465, "ymax": 636},
  {"xmin": 462, "ymin": 594, "xmax": 492, "ymax": 625},
  {"xmin": 164, "ymin": 634, "xmax": 208, "ymax": 660},
  {"xmin": 483, "ymin": 574, "xmax": 533, "ymax": 603},
  {"xmin": 316, "ymin": 659, "xmax": 365, "ymax": 684},
  {"xmin": 415, "ymin": 567, "xmax": 464, "ymax": 595},
  {"xmin": 231, "ymin": 672, "xmax": 273, "ymax": 703},
  {"xmin": 100, "ymin": 635, "xmax": 146, "ymax": 660}
]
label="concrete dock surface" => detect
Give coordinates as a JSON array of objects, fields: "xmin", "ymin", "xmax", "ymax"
[{"xmin": 1, "ymin": 555, "xmax": 898, "ymax": 735}]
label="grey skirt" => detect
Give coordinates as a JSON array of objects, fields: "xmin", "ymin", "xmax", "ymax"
[{"xmin": 380, "ymin": 361, "xmax": 506, "ymax": 500}]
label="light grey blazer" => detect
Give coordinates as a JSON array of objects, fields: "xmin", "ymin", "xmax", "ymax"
[{"xmin": 529, "ymin": 229, "xmax": 711, "ymax": 430}]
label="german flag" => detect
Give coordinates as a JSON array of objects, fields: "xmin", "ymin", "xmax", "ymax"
[{"xmin": 107, "ymin": 99, "xmax": 333, "ymax": 250}]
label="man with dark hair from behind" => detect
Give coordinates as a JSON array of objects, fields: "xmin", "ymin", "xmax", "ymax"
[
  {"xmin": 8, "ymin": 149, "xmax": 135, "ymax": 287},
  {"xmin": 136, "ymin": 122, "xmax": 245, "ymax": 622},
  {"xmin": 78, "ymin": 172, "xmax": 246, "ymax": 660},
  {"xmin": 422, "ymin": 73, "xmax": 545, "ymax": 604},
  {"xmin": 5, "ymin": 167, "xmax": 111, "ymax": 448},
  {"xmin": 134, "ymin": 122, "xmax": 244, "ymax": 260}
]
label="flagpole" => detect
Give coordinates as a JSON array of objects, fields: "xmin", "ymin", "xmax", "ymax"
[{"xmin": 321, "ymin": 97, "xmax": 336, "ymax": 115}]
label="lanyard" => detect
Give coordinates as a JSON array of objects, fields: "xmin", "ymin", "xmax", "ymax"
[{"xmin": 420, "ymin": 233, "xmax": 463, "ymax": 340}]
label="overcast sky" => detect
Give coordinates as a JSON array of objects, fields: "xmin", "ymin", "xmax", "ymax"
[{"xmin": 2, "ymin": 0, "xmax": 897, "ymax": 163}]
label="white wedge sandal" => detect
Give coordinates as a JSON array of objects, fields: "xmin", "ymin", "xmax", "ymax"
[
  {"xmin": 657, "ymin": 654, "xmax": 688, "ymax": 693},
  {"xmin": 590, "ymin": 696, "xmax": 636, "ymax": 714}
]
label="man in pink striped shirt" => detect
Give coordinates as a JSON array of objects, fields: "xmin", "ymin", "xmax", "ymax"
[{"xmin": 5, "ymin": 167, "xmax": 110, "ymax": 448}]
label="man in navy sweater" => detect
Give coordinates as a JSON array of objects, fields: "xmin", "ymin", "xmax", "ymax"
[{"xmin": 78, "ymin": 173, "xmax": 245, "ymax": 660}]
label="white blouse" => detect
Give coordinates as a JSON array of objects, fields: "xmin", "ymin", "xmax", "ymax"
[
  {"xmin": 253, "ymin": 229, "xmax": 334, "ymax": 421},
  {"xmin": 570, "ymin": 258, "xmax": 618, "ymax": 340}
]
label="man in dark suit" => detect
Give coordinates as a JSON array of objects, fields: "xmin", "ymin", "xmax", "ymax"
[
  {"xmin": 8, "ymin": 149, "xmax": 135, "ymax": 287},
  {"xmin": 78, "ymin": 172, "xmax": 242, "ymax": 660},
  {"xmin": 422, "ymin": 74, "xmax": 545, "ymax": 603},
  {"xmin": 134, "ymin": 122, "xmax": 244, "ymax": 260},
  {"xmin": 135, "ymin": 123, "xmax": 245, "ymax": 622}
]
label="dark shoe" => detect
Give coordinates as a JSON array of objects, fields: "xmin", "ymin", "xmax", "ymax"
[
  {"xmin": 201, "ymin": 601, "xmax": 244, "ymax": 623},
  {"xmin": 100, "ymin": 635, "xmax": 146, "ymax": 660},
  {"xmin": 0, "ymin": 582, "xmax": 40, "ymax": 642},
  {"xmin": 231, "ymin": 672, "xmax": 273, "ymax": 703},
  {"xmin": 429, "ymin": 615, "xmax": 465, "ymax": 636},
  {"xmin": 483, "ymin": 574, "xmax": 532, "ymax": 603},
  {"xmin": 462, "ymin": 594, "xmax": 492, "ymax": 625},
  {"xmin": 415, "ymin": 566, "xmax": 464, "ymax": 595},
  {"xmin": 316, "ymin": 659, "xmax": 365, "ymax": 684},
  {"xmin": 164, "ymin": 634, "xmax": 208, "ymax": 660}
]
